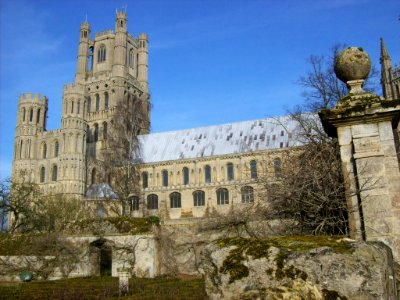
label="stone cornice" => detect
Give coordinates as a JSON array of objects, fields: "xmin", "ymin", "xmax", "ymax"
[{"xmin": 319, "ymin": 96, "xmax": 400, "ymax": 138}]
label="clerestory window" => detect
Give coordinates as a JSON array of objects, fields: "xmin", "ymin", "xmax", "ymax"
[
  {"xmin": 227, "ymin": 163, "xmax": 234, "ymax": 181},
  {"xmin": 205, "ymin": 165, "xmax": 211, "ymax": 184},
  {"xmin": 183, "ymin": 167, "xmax": 189, "ymax": 185},
  {"xmin": 250, "ymin": 160, "xmax": 257, "ymax": 179}
]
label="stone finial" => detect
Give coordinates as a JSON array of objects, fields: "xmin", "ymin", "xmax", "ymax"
[{"xmin": 334, "ymin": 47, "xmax": 371, "ymax": 94}]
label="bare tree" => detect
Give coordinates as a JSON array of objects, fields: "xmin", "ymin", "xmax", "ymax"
[
  {"xmin": 103, "ymin": 94, "xmax": 149, "ymax": 216},
  {"xmin": 0, "ymin": 179, "xmax": 10, "ymax": 231},
  {"xmin": 297, "ymin": 44, "xmax": 379, "ymax": 111},
  {"xmin": 1, "ymin": 178, "xmax": 41, "ymax": 234},
  {"xmin": 261, "ymin": 142, "xmax": 348, "ymax": 235},
  {"xmin": 260, "ymin": 45, "xmax": 375, "ymax": 235}
]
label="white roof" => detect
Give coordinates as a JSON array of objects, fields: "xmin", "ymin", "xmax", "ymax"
[{"xmin": 137, "ymin": 116, "xmax": 302, "ymax": 164}]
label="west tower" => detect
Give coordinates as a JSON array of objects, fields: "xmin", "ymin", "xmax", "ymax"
[{"xmin": 11, "ymin": 10, "xmax": 151, "ymax": 197}]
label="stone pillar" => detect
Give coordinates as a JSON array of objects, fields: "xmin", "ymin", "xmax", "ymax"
[
  {"xmin": 117, "ymin": 267, "xmax": 131, "ymax": 295},
  {"xmin": 320, "ymin": 47, "xmax": 400, "ymax": 262}
]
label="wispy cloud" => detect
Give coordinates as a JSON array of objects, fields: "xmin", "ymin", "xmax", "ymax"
[{"xmin": 1, "ymin": 1, "xmax": 64, "ymax": 61}]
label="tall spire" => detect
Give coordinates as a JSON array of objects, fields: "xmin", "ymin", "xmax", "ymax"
[
  {"xmin": 380, "ymin": 37, "xmax": 394, "ymax": 100},
  {"xmin": 380, "ymin": 37, "xmax": 390, "ymax": 61}
]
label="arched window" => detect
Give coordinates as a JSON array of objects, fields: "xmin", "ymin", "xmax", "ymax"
[
  {"xmin": 205, "ymin": 165, "xmax": 211, "ymax": 184},
  {"xmin": 182, "ymin": 167, "xmax": 189, "ymax": 185},
  {"xmin": 19, "ymin": 140, "xmax": 23, "ymax": 158},
  {"xmin": 36, "ymin": 109, "xmax": 41, "ymax": 124},
  {"xmin": 97, "ymin": 45, "xmax": 106, "ymax": 63},
  {"xmin": 40, "ymin": 166, "xmax": 46, "ymax": 183},
  {"xmin": 250, "ymin": 160, "xmax": 257, "ymax": 179},
  {"xmin": 104, "ymin": 92, "xmax": 109, "ymax": 110},
  {"xmin": 42, "ymin": 143, "xmax": 47, "ymax": 159},
  {"xmin": 142, "ymin": 171, "xmax": 148, "ymax": 188},
  {"xmin": 86, "ymin": 125, "xmax": 90, "ymax": 142},
  {"xmin": 241, "ymin": 186, "xmax": 254, "ymax": 203},
  {"xmin": 71, "ymin": 101, "xmax": 74, "ymax": 113},
  {"xmin": 52, "ymin": 165, "xmax": 58, "ymax": 181},
  {"xmin": 77, "ymin": 101, "xmax": 80, "ymax": 114},
  {"xmin": 29, "ymin": 109, "xmax": 33, "ymax": 122},
  {"xmin": 22, "ymin": 108, "xmax": 26, "ymax": 122},
  {"xmin": 216, "ymin": 188, "xmax": 229, "ymax": 205},
  {"xmin": 147, "ymin": 194, "xmax": 158, "ymax": 210},
  {"xmin": 103, "ymin": 122, "xmax": 107, "ymax": 140},
  {"xmin": 136, "ymin": 53, "xmax": 139, "ymax": 77},
  {"xmin": 95, "ymin": 94, "xmax": 100, "ymax": 112},
  {"xmin": 88, "ymin": 46, "xmax": 94, "ymax": 71},
  {"xmin": 193, "ymin": 190, "xmax": 205, "ymax": 207},
  {"xmin": 54, "ymin": 141, "xmax": 59, "ymax": 157},
  {"xmin": 130, "ymin": 196, "xmax": 140, "ymax": 211},
  {"xmin": 87, "ymin": 97, "xmax": 91, "ymax": 113},
  {"xmin": 94, "ymin": 123, "xmax": 99, "ymax": 142},
  {"xmin": 227, "ymin": 162, "xmax": 234, "ymax": 181},
  {"xmin": 129, "ymin": 49, "xmax": 135, "ymax": 68},
  {"xmin": 274, "ymin": 158, "xmax": 282, "ymax": 178},
  {"xmin": 162, "ymin": 170, "xmax": 168, "ymax": 187},
  {"xmin": 91, "ymin": 168, "xmax": 96, "ymax": 185},
  {"xmin": 170, "ymin": 192, "xmax": 181, "ymax": 208}
]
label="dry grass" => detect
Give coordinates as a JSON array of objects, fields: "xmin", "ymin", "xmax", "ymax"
[{"xmin": 0, "ymin": 276, "xmax": 207, "ymax": 300}]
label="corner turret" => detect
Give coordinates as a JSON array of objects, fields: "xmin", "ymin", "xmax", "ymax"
[
  {"xmin": 137, "ymin": 33, "xmax": 149, "ymax": 92},
  {"xmin": 13, "ymin": 93, "xmax": 48, "ymax": 182},
  {"xmin": 76, "ymin": 21, "xmax": 91, "ymax": 82},
  {"xmin": 112, "ymin": 10, "xmax": 128, "ymax": 77},
  {"xmin": 17, "ymin": 93, "xmax": 48, "ymax": 134}
]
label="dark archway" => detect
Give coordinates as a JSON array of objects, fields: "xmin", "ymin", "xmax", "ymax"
[{"xmin": 90, "ymin": 239, "xmax": 113, "ymax": 276}]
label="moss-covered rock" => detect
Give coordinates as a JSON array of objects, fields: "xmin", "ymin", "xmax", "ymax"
[{"xmin": 201, "ymin": 236, "xmax": 397, "ymax": 300}]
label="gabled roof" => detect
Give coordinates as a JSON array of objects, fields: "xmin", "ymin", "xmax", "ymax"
[{"xmin": 137, "ymin": 116, "xmax": 302, "ymax": 164}]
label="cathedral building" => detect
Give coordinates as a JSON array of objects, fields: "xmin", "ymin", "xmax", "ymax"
[{"xmin": 12, "ymin": 12, "xmax": 396, "ymax": 221}]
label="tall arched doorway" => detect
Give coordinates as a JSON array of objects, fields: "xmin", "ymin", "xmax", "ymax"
[{"xmin": 90, "ymin": 239, "xmax": 113, "ymax": 276}]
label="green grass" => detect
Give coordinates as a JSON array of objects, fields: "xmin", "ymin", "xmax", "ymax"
[{"xmin": 0, "ymin": 276, "xmax": 207, "ymax": 300}]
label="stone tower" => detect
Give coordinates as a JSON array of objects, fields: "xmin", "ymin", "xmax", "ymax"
[
  {"xmin": 12, "ymin": 93, "xmax": 48, "ymax": 183},
  {"xmin": 11, "ymin": 10, "xmax": 151, "ymax": 197}
]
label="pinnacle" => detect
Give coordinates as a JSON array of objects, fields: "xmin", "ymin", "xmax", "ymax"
[{"xmin": 380, "ymin": 37, "xmax": 390, "ymax": 60}]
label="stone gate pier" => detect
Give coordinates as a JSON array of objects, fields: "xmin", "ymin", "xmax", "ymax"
[{"xmin": 320, "ymin": 47, "xmax": 400, "ymax": 262}]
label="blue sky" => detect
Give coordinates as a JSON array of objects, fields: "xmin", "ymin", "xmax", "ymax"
[{"xmin": 0, "ymin": 0, "xmax": 399, "ymax": 178}]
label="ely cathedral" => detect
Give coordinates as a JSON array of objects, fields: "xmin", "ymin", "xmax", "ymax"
[{"xmin": 11, "ymin": 12, "xmax": 400, "ymax": 221}]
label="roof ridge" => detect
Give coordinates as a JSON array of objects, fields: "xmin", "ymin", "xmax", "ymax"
[{"xmin": 139, "ymin": 115, "xmax": 291, "ymax": 137}]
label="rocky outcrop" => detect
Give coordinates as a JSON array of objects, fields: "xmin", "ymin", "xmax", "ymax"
[{"xmin": 200, "ymin": 237, "xmax": 398, "ymax": 300}]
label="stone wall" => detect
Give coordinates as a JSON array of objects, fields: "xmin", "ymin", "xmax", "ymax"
[{"xmin": 0, "ymin": 234, "xmax": 159, "ymax": 282}]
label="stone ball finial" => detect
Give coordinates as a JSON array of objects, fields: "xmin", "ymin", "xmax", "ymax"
[{"xmin": 334, "ymin": 47, "xmax": 371, "ymax": 83}]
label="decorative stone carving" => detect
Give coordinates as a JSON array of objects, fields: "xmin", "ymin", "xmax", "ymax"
[{"xmin": 334, "ymin": 47, "xmax": 371, "ymax": 83}]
